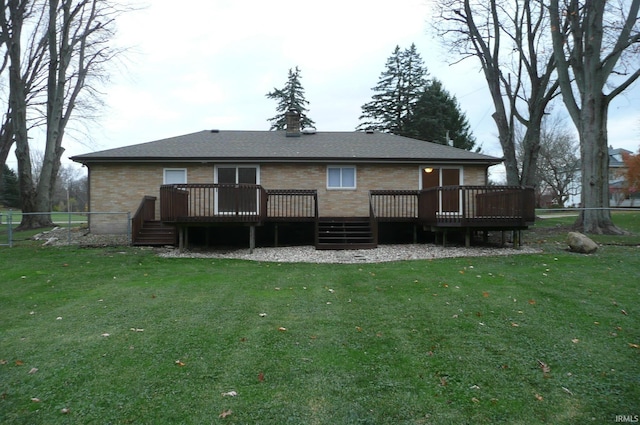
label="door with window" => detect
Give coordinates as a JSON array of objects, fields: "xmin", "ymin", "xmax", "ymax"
[
  {"xmin": 422, "ymin": 167, "xmax": 461, "ymax": 213},
  {"xmin": 215, "ymin": 166, "xmax": 259, "ymax": 214}
]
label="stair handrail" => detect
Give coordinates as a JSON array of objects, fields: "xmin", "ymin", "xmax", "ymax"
[
  {"xmin": 131, "ymin": 196, "xmax": 157, "ymax": 245},
  {"xmin": 369, "ymin": 192, "xmax": 379, "ymax": 246}
]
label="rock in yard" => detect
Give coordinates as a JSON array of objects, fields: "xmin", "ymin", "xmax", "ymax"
[{"xmin": 567, "ymin": 232, "xmax": 598, "ymax": 254}]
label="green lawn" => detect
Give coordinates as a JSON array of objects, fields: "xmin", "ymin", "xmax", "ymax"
[{"xmin": 1, "ymin": 217, "xmax": 639, "ymax": 424}]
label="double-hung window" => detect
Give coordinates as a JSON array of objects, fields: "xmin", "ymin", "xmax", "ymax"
[{"xmin": 327, "ymin": 166, "xmax": 356, "ymax": 189}]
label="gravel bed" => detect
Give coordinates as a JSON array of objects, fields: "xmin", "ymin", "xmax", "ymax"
[
  {"xmin": 34, "ymin": 227, "xmax": 541, "ymax": 263},
  {"xmin": 158, "ymin": 244, "xmax": 541, "ymax": 264}
]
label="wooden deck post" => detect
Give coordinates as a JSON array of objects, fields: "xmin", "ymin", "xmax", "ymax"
[
  {"xmin": 249, "ymin": 225, "xmax": 255, "ymax": 253},
  {"xmin": 178, "ymin": 226, "xmax": 184, "ymax": 252},
  {"xmin": 274, "ymin": 224, "xmax": 279, "ymax": 247},
  {"xmin": 465, "ymin": 228, "xmax": 471, "ymax": 248}
]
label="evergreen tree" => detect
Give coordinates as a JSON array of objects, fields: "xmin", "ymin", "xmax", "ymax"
[
  {"xmin": 266, "ymin": 66, "xmax": 315, "ymax": 130},
  {"xmin": 404, "ymin": 79, "xmax": 477, "ymax": 151},
  {"xmin": 357, "ymin": 44, "xmax": 428, "ymax": 134},
  {"xmin": 1, "ymin": 165, "xmax": 20, "ymax": 208}
]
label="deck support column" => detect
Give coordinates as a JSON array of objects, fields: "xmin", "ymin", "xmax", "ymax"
[
  {"xmin": 413, "ymin": 225, "xmax": 417, "ymax": 244},
  {"xmin": 274, "ymin": 224, "xmax": 279, "ymax": 247},
  {"xmin": 465, "ymin": 228, "xmax": 471, "ymax": 248},
  {"xmin": 178, "ymin": 226, "xmax": 184, "ymax": 252},
  {"xmin": 249, "ymin": 225, "xmax": 255, "ymax": 253},
  {"xmin": 513, "ymin": 230, "xmax": 521, "ymax": 249}
]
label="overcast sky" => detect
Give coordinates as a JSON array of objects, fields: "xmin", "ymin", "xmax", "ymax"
[{"xmin": 41, "ymin": 0, "xmax": 640, "ymax": 179}]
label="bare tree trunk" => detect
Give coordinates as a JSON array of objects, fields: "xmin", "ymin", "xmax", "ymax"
[{"xmin": 577, "ymin": 95, "xmax": 622, "ymax": 234}]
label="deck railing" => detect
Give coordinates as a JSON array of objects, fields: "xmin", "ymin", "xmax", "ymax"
[
  {"xmin": 419, "ymin": 185, "xmax": 535, "ymax": 227},
  {"xmin": 266, "ymin": 189, "xmax": 318, "ymax": 221},
  {"xmin": 160, "ymin": 184, "xmax": 267, "ymax": 222},
  {"xmin": 369, "ymin": 190, "xmax": 420, "ymax": 221}
]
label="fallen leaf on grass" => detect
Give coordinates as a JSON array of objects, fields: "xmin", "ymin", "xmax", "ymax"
[
  {"xmin": 562, "ymin": 387, "xmax": 573, "ymax": 396},
  {"xmin": 535, "ymin": 394, "xmax": 543, "ymax": 401},
  {"xmin": 571, "ymin": 338, "xmax": 579, "ymax": 344},
  {"xmin": 0, "ymin": 360, "xmax": 7, "ymax": 365},
  {"xmin": 259, "ymin": 313, "xmax": 267, "ymax": 317},
  {"xmin": 439, "ymin": 377, "xmax": 447, "ymax": 386},
  {"xmin": 175, "ymin": 360, "xmax": 185, "ymax": 366},
  {"xmin": 15, "ymin": 360, "xmax": 24, "ymax": 366},
  {"xmin": 101, "ymin": 333, "xmax": 110, "ymax": 337},
  {"xmin": 28, "ymin": 368, "xmax": 38, "ymax": 374},
  {"xmin": 629, "ymin": 343, "xmax": 640, "ymax": 349},
  {"xmin": 528, "ymin": 299, "xmax": 536, "ymax": 305},
  {"xmin": 511, "ymin": 323, "xmax": 519, "ymax": 327},
  {"xmin": 621, "ymin": 310, "xmax": 628, "ymax": 315},
  {"xmin": 471, "ymin": 397, "xmax": 480, "ymax": 403},
  {"xmin": 482, "ymin": 291, "xmax": 489, "ymax": 298},
  {"xmin": 258, "ymin": 372, "xmax": 264, "ymax": 382},
  {"xmin": 60, "ymin": 407, "xmax": 70, "ymax": 414},
  {"xmin": 221, "ymin": 391, "xmax": 237, "ymax": 397},
  {"xmin": 219, "ymin": 409, "xmax": 232, "ymax": 418},
  {"xmin": 31, "ymin": 397, "xmax": 41, "ymax": 403},
  {"xmin": 355, "ymin": 326, "xmax": 362, "ymax": 332},
  {"xmin": 537, "ymin": 360, "xmax": 551, "ymax": 374},
  {"xmin": 278, "ymin": 327, "xmax": 287, "ymax": 332},
  {"xmin": 130, "ymin": 328, "xmax": 144, "ymax": 332}
]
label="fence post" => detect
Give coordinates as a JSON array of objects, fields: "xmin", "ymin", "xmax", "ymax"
[
  {"xmin": 68, "ymin": 211, "xmax": 72, "ymax": 245},
  {"xmin": 8, "ymin": 210, "xmax": 13, "ymax": 248}
]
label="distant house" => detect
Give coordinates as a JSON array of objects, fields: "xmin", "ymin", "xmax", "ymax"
[
  {"xmin": 565, "ymin": 147, "xmax": 634, "ymax": 207},
  {"xmin": 71, "ymin": 112, "xmax": 534, "ymax": 250}
]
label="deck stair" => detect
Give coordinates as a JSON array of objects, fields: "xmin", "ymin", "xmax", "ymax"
[
  {"xmin": 132, "ymin": 220, "xmax": 177, "ymax": 246},
  {"xmin": 316, "ymin": 218, "xmax": 377, "ymax": 250}
]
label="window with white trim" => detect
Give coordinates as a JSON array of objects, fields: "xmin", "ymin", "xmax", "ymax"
[
  {"xmin": 327, "ymin": 166, "xmax": 356, "ymax": 189},
  {"xmin": 164, "ymin": 168, "xmax": 187, "ymax": 184}
]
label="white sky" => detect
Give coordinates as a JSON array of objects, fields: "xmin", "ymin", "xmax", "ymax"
[{"xmin": 18, "ymin": 0, "xmax": 639, "ymax": 180}]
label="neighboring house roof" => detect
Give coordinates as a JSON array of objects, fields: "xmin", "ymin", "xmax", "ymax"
[
  {"xmin": 70, "ymin": 130, "xmax": 502, "ymax": 166},
  {"xmin": 609, "ymin": 147, "xmax": 632, "ymax": 168}
]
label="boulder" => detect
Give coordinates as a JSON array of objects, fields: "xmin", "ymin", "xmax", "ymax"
[{"xmin": 567, "ymin": 232, "xmax": 598, "ymax": 254}]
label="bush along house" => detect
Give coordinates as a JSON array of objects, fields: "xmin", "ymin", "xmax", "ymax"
[{"xmin": 71, "ymin": 110, "xmax": 535, "ymax": 251}]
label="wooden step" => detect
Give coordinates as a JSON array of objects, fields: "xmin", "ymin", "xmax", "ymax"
[
  {"xmin": 132, "ymin": 221, "xmax": 177, "ymax": 246},
  {"xmin": 316, "ymin": 218, "xmax": 377, "ymax": 250}
]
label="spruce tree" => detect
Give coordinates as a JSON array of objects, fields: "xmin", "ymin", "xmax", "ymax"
[
  {"xmin": 1, "ymin": 164, "xmax": 20, "ymax": 208},
  {"xmin": 357, "ymin": 44, "xmax": 428, "ymax": 134},
  {"xmin": 266, "ymin": 66, "xmax": 315, "ymax": 131},
  {"xmin": 404, "ymin": 79, "xmax": 477, "ymax": 151}
]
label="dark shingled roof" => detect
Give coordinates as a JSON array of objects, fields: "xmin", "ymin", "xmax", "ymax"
[{"xmin": 71, "ymin": 130, "xmax": 502, "ymax": 165}]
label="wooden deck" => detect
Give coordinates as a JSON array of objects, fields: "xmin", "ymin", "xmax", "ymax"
[{"xmin": 133, "ymin": 184, "xmax": 535, "ymax": 248}]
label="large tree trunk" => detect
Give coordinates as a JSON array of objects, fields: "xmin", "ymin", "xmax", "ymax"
[{"xmin": 575, "ymin": 94, "xmax": 623, "ymax": 234}]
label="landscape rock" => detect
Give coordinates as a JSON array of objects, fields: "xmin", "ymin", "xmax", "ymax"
[{"xmin": 567, "ymin": 232, "xmax": 598, "ymax": 254}]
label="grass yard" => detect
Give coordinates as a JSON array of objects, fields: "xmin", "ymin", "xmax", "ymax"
[{"xmin": 1, "ymin": 215, "xmax": 639, "ymax": 424}]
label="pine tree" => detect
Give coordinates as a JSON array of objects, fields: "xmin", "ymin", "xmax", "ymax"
[
  {"xmin": 266, "ymin": 66, "xmax": 315, "ymax": 131},
  {"xmin": 404, "ymin": 79, "xmax": 477, "ymax": 151},
  {"xmin": 357, "ymin": 44, "xmax": 428, "ymax": 134},
  {"xmin": 1, "ymin": 164, "xmax": 20, "ymax": 208}
]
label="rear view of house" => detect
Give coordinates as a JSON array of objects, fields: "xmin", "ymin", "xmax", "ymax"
[{"xmin": 71, "ymin": 116, "xmax": 534, "ymax": 250}]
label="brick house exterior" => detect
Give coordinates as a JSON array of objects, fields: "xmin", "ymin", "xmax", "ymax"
[{"xmin": 72, "ymin": 129, "xmax": 500, "ymax": 235}]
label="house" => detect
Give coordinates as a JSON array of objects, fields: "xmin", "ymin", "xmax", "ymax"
[
  {"xmin": 565, "ymin": 146, "xmax": 635, "ymax": 207},
  {"xmin": 71, "ymin": 112, "xmax": 535, "ymax": 250}
]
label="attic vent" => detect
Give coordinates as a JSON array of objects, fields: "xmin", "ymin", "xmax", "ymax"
[
  {"xmin": 210, "ymin": 129, "xmax": 220, "ymax": 133},
  {"xmin": 365, "ymin": 129, "xmax": 374, "ymax": 134},
  {"xmin": 302, "ymin": 127, "xmax": 316, "ymax": 135}
]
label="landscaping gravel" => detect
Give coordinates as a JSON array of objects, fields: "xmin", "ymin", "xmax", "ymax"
[{"xmin": 34, "ymin": 226, "xmax": 541, "ymax": 264}]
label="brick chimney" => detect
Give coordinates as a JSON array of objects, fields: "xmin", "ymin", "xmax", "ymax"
[{"xmin": 285, "ymin": 108, "xmax": 301, "ymax": 137}]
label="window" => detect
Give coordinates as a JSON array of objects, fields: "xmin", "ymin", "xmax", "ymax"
[
  {"xmin": 164, "ymin": 168, "xmax": 186, "ymax": 184},
  {"xmin": 327, "ymin": 166, "xmax": 356, "ymax": 189}
]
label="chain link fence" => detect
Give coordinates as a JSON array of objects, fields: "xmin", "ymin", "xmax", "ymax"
[{"xmin": 1, "ymin": 211, "xmax": 131, "ymax": 247}]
